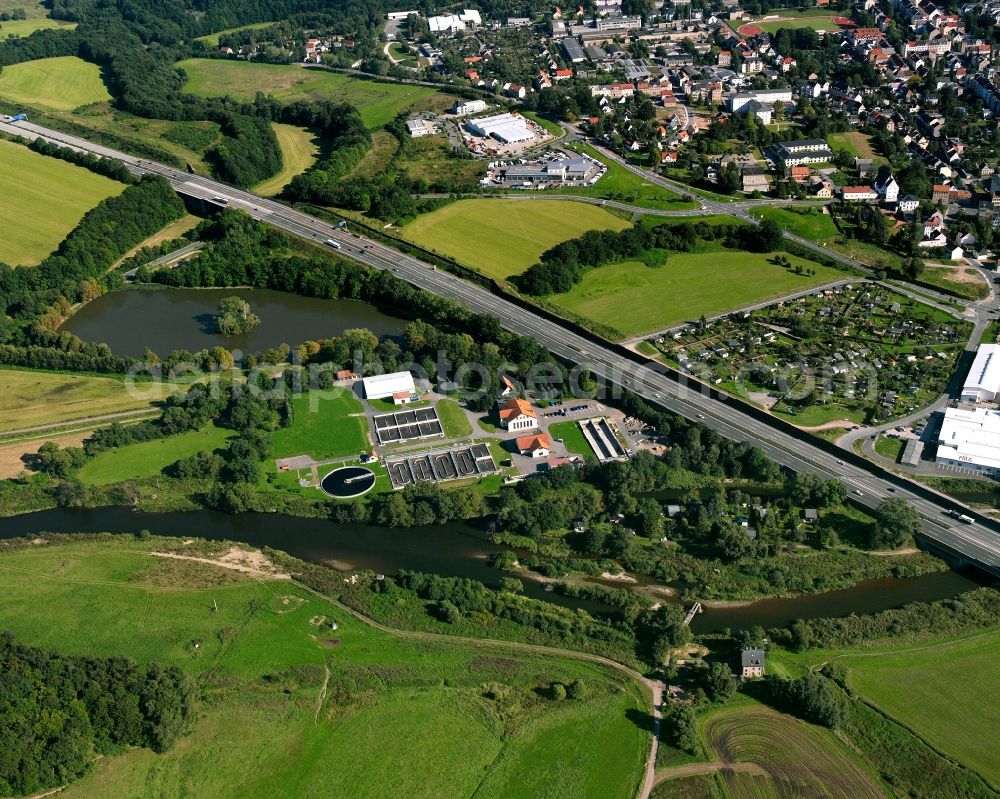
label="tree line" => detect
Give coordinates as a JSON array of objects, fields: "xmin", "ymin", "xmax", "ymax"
[
  {"xmin": 514, "ymin": 219, "xmax": 784, "ymax": 295},
  {"xmin": 0, "ymin": 631, "xmax": 194, "ymax": 796}
]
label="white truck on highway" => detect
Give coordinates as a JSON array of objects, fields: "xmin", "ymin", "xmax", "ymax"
[{"xmin": 324, "ymin": 239, "xmax": 341, "ymax": 249}]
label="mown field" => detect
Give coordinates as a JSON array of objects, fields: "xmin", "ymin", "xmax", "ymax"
[
  {"xmin": 548, "ymin": 249, "xmax": 843, "ymax": 339},
  {"xmin": 0, "ymin": 16, "xmax": 76, "ymax": 36},
  {"xmin": 177, "ymin": 59, "xmax": 450, "ymax": 127},
  {"xmin": 270, "ymin": 387, "xmax": 370, "ymax": 461},
  {"xmin": 0, "ymin": 138, "xmax": 126, "ymax": 265},
  {"xmin": 750, "ymin": 9, "xmax": 842, "ymax": 33},
  {"xmin": 750, "ymin": 206, "xmax": 839, "ymax": 241},
  {"xmin": 0, "ymin": 538, "xmax": 648, "ymax": 799},
  {"xmin": 0, "ymin": 55, "xmax": 111, "ymax": 110},
  {"xmin": 548, "ymin": 420, "xmax": 597, "ymax": 462},
  {"xmin": 843, "ymin": 632, "xmax": 1000, "ymax": 786},
  {"xmin": 436, "ymin": 398, "xmax": 473, "ymax": 438},
  {"xmin": 827, "ymin": 132, "xmax": 880, "ymax": 161},
  {"xmin": 400, "ymin": 199, "xmax": 631, "ymax": 279},
  {"xmin": 194, "ymin": 21, "xmax": 274, "ymax": 46},
  {"xmin": 77, "ymin": 423, "xmax": 234, "ymax": 485},
  {"xmin": 0, "ymin": 0, "xmax": 48, "ymax": 17},
  {"xmin": 703, "ymin": 704, "xmax": 885, "ymax": 799},
  {"xmin": 0, "ymin": 368, "xmax": 170, "ymax": 432},
  {"xmin": 253, "ymin": 122, "xmax": 319, "ymax": 196}
]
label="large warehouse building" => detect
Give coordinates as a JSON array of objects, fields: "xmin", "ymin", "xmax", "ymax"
[
  {"xmin": 362, "ymin": 371, "xmax": 417, "ymax": 403},
  {"xmin": 960, "ymin": 343, "xmax": 1000, "ymax": 402},
  {"xmin": 465, "ymin": 112, "xmax": 533, "ymax": 144},
  {"xmin": 936, "ymin": 407, "xmax": 1000, "ymax": 475}
]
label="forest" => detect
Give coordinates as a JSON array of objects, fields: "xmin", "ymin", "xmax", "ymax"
[{"xmin": 0, "ymin": 632, "xmax": 195, "ymax": 796}]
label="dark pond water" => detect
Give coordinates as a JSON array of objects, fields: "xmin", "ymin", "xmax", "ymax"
[
  {"xmin": 0, "ymin": 507, "xmax": 988, "ymax": 631},
  {"xmin": 60, "ymin": 286, "xmax": 404, "ymax": 358}
]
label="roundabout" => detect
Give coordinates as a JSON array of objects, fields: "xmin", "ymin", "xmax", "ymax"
[{"xmin": 320, "ymin": 466, "xmax": 376, "ymax": 499}]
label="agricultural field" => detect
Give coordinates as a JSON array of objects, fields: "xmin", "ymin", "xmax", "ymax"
[
  {"xmin": 0, "ymin": 368, "xmax": 170, "ymax": 433},
  {"xmin": 0, "ymin": 16, "xmax": 75, "ymax": 36},
  {"xmin": 703, "ymin": 704, "xmax": 885, "ymax": 798},
  {"xmin": 176, "ymin": 59, "xmax": 450, "ymax": 127},
  {"xmin": 76, "ymin": 423, "xmax": 234, "ymax": 485},
  {"xmin": 548, "ymin": 249, "xmax": 842, "ymax": 340},
  {"xmin": 649, "ymin": 282, "xmax": 970, "ymax": 425},
  {"xmin": 397, "ymin": 133, "xmax": 486, "ymax": 191},
  {"xmin": 0, "ymin": 55, "xmax": 111, "ymax": 110},
  {"xmin": 0, "ymin": 538, "xmax": 649, "ymax": 799},
  {"xmin": 253, "ymin": 122, "xmax": 319, "ymax": 196},
  {"xmin": 843, "ymin": 631, "xmax": 1000, "ymax": 785},
  {"xmin": 270, "ymin": 388, "xmax": 370, "ymax": 461},
  {"xmin": 563, "ymin": 142, "xmax": 698, "ymax": 210},
  {"xmin": 750, "ymin": 206, "xmax": 839, "ymax": 242},
  {"xmin": 400, "ymin": 199, "xmax": 631, "ymax": 280},
  {"xmin": 0, "ymin": 138, "xmax": 126, "ymax": 265}
]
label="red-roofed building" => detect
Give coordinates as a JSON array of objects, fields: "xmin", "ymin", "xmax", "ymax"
[
  {"xmin": 515, "ymin": 432, "xmax": 552, "ymax": 458},
  {"xmin": 552, "ymin": 68, "xmax": 573, "ymax": 80},
  {"xmin": 850, "ymin": 27, "xmax": 883, "ymax": 44},
  {"xmin": 932, "ymin": 184, "xmax": 951, "ymax": 203},
  {"xmin": 790, "ymin": 165, "xmax": 810, "ymax": 182},
  {"xmin": 498, "ymin": 398, "xmax": 538, "ymax": 432}
]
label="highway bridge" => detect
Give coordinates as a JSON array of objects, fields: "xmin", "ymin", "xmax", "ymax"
[{"xmin": 5, "ymin": 117, "xmax": 1000, "ymax": 578}]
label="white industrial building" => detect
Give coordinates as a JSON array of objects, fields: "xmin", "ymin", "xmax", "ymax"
[
  {"xmin": 936, "ymin": 407, "xmax": 1000, "ymax": 475},
  {"xmin": 452, "ymin": 99, "xmax": 488, "ymax": 115},
  {"xmin": 362, "ymin": 371, "xmax": 417, "ymax": 403},
  {"xmin": 960, "ymin": 343, "xmax": 1000, "ymax": 402},
  {"xmin": 428, "ymin": 9, "xmax": 481, "ymax": 32},
  {"xmin": 466, "ymin": 113, "xmax": 533, "ymax": 144}
]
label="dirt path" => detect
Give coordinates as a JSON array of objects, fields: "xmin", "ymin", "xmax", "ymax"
[
  {"xmin": 653, "ymin": 760, "xmax": 767, "ymax": 784},
  {"xmin": 151, "ymin": 548, "xmax": 291, "ymax": 580},
  {"xmin": 795, "ymin": 419, "xmax": 857, "ymax": 432},
  {"xmin": 314, "ymin": 663, "xmax": 330, "ymax": 724}
]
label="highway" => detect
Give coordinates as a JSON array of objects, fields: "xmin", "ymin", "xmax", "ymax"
[{"xmin": 5, "ymin": 117, "xmax": 1000, "ymax": 574}]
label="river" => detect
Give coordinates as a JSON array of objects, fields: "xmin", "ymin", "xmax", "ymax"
[
  {"xmin": 60, "ymin": 286, "xmax": 404, "ymax": 358},
  {"xmin": 1, "ymin": 507, "xmax": 988, "ymax": 632}
]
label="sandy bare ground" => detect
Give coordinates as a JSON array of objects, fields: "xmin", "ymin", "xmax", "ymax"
[
  {"xmin": 0, "ymin": 431, "xmax": 90, "ymax": 479},
  {"xmin": 653, "ymin": 760, "xmax": 767, "ymax": 784},
  {"xmin": 924, "ymin": 263, "xmax": 987, "ymax": 286},
  {"xmin": 151, "ymin": 546, "xmax": 291, "ymax": 579}
]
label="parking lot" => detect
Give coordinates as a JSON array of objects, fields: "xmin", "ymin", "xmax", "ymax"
[
  {"xmin": 373, "ymin": 406, "xmax": 444, "ymax": 445},
  {"xmin": 385, "ymin": 443, "xmax": 497, "ymax": 489}
]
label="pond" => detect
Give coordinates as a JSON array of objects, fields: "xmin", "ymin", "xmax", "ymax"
[
  {"xmin": 60, "ymin": 286, "xmax": 404, "ymax": 358},
  {"xmin": 1, "ymin": 507, "xmax": 990, "ymax": 631}
]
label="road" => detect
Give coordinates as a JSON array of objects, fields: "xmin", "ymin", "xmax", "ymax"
[{"xmin": 5, "ymin": 117, "xmax": 1000, "ymax": 578}]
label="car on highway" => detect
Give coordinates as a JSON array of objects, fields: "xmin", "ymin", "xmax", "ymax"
[
  {"xmin": 697, "ymin": 413, "xmax": 705, "ymax": 419},
  {"xmin": 854, "ymin": 489, "xmax": 863, "ymax": 496}
]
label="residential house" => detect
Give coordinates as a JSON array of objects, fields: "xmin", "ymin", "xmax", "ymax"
[{"xmin": 740, "ymin": 648, "xmax": 766, "ymax": 679}]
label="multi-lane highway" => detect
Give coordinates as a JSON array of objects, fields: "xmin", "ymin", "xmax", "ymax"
[{"xmin": 5, "ymin": 117, "xmax": 1000, "ymax": 574}]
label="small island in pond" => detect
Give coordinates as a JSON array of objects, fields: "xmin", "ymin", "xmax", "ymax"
[{"xmin": 215, "ymin": 296, "xmax": 260, "ymax": 335}]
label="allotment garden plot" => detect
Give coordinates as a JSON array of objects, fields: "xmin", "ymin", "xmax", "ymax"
[
  {"xmin": 373, "ymin": 406, "xmax": 444, "ymax": 444},
  {"xmin": 386, "ymin": 443, "xmax": 497, "ymax": 489},
  {"xmin": 649, "ymin": 282, "xmax": 971, "ymax": 426}
]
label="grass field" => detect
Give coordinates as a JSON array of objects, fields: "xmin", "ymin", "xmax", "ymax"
[
  {"xmin": 548, "ymin": 419, "xmax": 597, "ymax": 462},
  {"xmin": 750, "ymin": 206, "xmax": 839, "ymax": 241},
  {"xmin": 548, "ymin": 250, "xmax": 843, "ymax": 340},
  {"xmin": 111, "ymin": 214, "xmax": 201, "ymax": 268},
  {"xmin": 563, "ymin": 142, "xmax": 698, "ymax": 210},
  {"xmin": 345, "ymin": 129, "xmax": 399, "ymax": 179},
  {"xmin": 194, "ymin": 21, "xmax": 274, "ymax": 46},
  {"xmin": 0, "ymin": 17, "xmax": 76, "ymax": 36},
  {"xmin": 750, "ymin": 9, "xmax": 841, "ymax": 33},
  {"xmin": 0, "ymin": 368, "xmax": 172, "ymax": 432},
  {"xmin": 270, "ymin": 388, "xmax": 369, "ymax": 461},
  {"xmin": 400, "ymin": 199, "xmax": 631, "ymax": 279},
  {"xmin": 436, "ymin": 398, "xmax": 473, "ymax": 438},
  {"xmin": 177, "ymin": 59, "xmax": 449, "ymax": 127},
  {"xmin": 0, "ymin": 138, "xmax": 126, "ymax": 265},
  {"xmin": 827, "ymin": 132, "xmax": 879, "ymax": 161},
  {"xmin": 253, "ymin": 123, "xmax": 319, "ymax": 196},
  {"xmin": 704, "ymin": 704, "xmax": 885, "ymax": 798},
  {"xmin": 77, "ymin": 423, "xmax": 234, "ymax": 485},
  {"xmin": 0, "ymin": 538, "xmax": 648, "ymax": 799},
  {"xmin": 0, "ymin": 55, "xmax": 111, "ymax": 110},
  {"xmin": 0, "ymin": 0, "xmax": 48, "ymax": 17},
  {"xmin": 397, "ymin": 133, "xmax": 485, "ymax": 190},
  {"xmin": 843, "ymin": 632, "xmax": 1000, "ymax": 786}
]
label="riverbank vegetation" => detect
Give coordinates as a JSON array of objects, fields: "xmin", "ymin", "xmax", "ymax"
[{"xmin": 0, "ymin": 535, "xmax": 648, "ymax": 799}]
